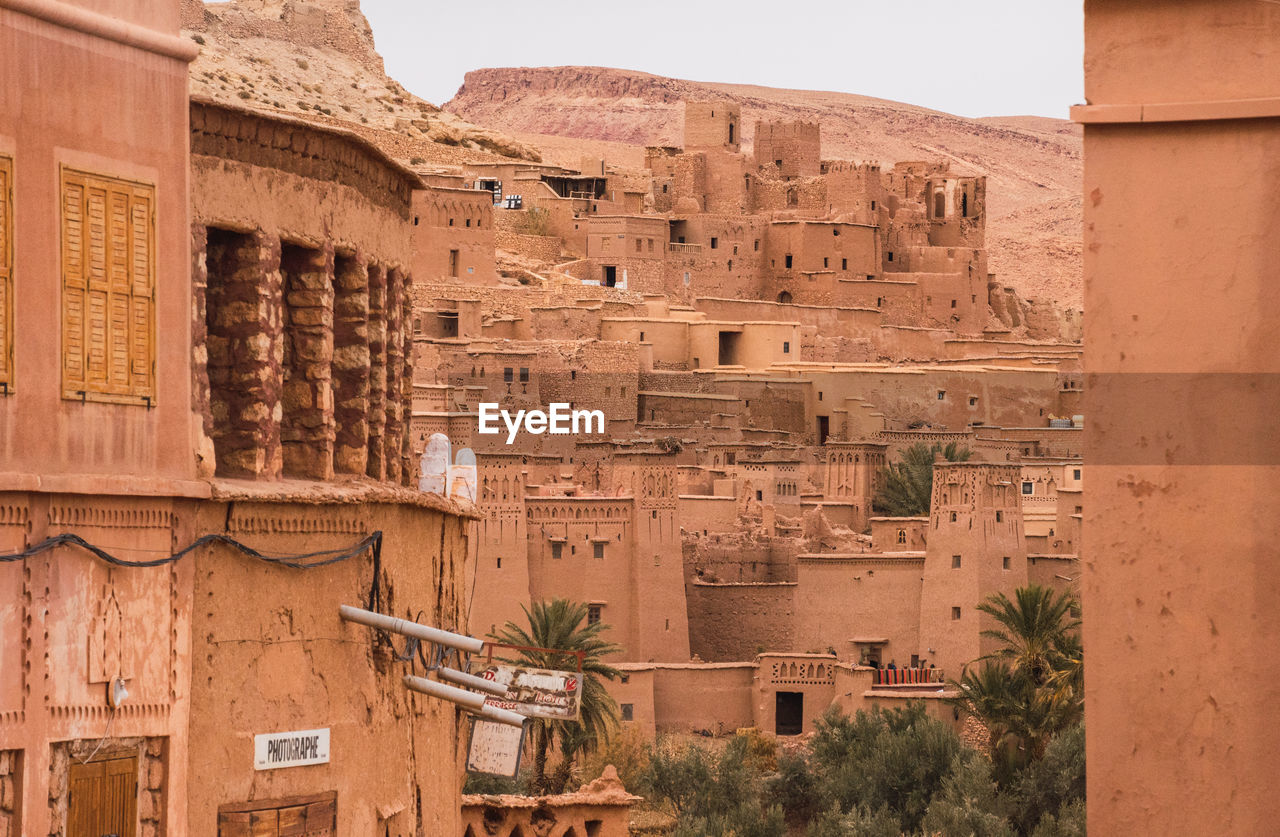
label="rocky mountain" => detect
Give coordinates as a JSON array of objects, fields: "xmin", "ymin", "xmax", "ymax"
[
  {"xmin": 447, "ymin": 66, "xmax": 1083, "ymax": 321},
  {"xmin": 180, "ymin": 0, "xmax": 540, "ymax": 165}
]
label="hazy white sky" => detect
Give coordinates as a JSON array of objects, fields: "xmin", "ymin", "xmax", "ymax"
[{"xmin": 361, "ymin": 1, "xmax": 1084, "ymax": 119}]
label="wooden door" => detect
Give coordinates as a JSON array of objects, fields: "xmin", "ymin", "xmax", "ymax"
[
  {"xmin": 218, "ymin": 793, "xmax": 336, "ymax": 837},
  {"xmin": 67, "ymin": 754, "xmax": 138, "ymax": 837}
]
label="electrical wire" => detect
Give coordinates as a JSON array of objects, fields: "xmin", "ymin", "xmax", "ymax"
[{"xmin": 1, "ymin": 531, "xmax": 386, "ymax": 612}]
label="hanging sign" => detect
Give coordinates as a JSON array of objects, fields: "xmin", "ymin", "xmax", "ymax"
[
  {"xmin": 466, "ymin": 718, "xmax": 526, "ymax": 777},
  {"xmin": 469, "ymin": 663, "xmax": 582, "ymax": 721}
]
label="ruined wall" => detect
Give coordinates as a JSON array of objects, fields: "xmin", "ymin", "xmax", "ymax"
[
  {"xmin": 685, "ymin": 581, "xmax": 796, "ymax": 661},
  {"xmin": 753, "ymin": 121, "xmax": 821, "ymax": 179}
]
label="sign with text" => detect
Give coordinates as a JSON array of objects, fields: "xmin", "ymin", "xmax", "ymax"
[
  {"xmin": 466, "ymin": 718, "xmax": 526, "ymax": 778},
  {"xmin": 254, "ymin": 728, "xmax": 330, "ymax": 770},
  {"xmin": 469, "ymin": 663, "xmax": 582, "ymax": 721}
]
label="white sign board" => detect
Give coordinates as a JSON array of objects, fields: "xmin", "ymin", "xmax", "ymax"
[
  {"xmin": 469, "ymin": 663, "xmax": 582, "ymax": 721},
  {"xmin": 466, "ymin": 717, "xmax": 526, "ymax": 778},
  {"xmin": 254, "ymin": 728, "xmax": 330, "ymax": 770}
]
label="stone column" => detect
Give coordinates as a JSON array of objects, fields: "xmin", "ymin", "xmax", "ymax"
[
  {"xmin": 382, "ymin": 267, "xmax": 405, "ymax": 484},
  {"xmin": 280, "ymin": 242, "xmax": 335, "ymax": 480},
  {"xmin": 366, "ymin": 263, "xmax": 387, "ymax": 480},
  {"xmin": 205, "ymin": 229, "xmax": 282, "ymax": 479},
  {"xmin": 333, "ymin": 252, "xmax": 371, "ymax": 475},
  {"xmin": 399, "ymin": 280, "xmax": 416, "ymax": 485}
]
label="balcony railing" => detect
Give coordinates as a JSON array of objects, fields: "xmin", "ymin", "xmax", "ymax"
[
  {"xmin": 873, "ymin": 667, "xmax": 945, "ymax": 686},
  {"xmin": 667, "ymin": 242, "xmax": 703, "ymax": 254}
]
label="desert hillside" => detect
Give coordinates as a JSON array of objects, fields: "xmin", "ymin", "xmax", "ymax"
[
  {"xmin": 447, "ymin": 67, "xmax": 1082, "ymax": 313},
  {"xmin": 180, "ymin": 0, "xmax": 540, "ymax": 165}
]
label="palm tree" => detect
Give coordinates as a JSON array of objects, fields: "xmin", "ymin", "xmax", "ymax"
[
  {"xmin": 488, "ymin": 599, "xmax": 623, "ymax": 794},
  {"xmin": 977, "ymin": 585, "xmax": 1081, "ymax": 690},
  {"xmin": 872, "ymin": 442, "xmax": 972, "ymax": 516},
  {"xmin": 951, "ymin": 585, "xmax": 1083, "ymax": 772}
]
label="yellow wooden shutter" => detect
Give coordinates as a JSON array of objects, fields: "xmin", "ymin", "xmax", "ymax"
[
  {"xmin": 61, "ymin": 168, "xmax": 155, "ymax": 402},
  {"xmin": 128, "ymin": 187, "xmax": 154, "ymax": 398},
  {"xmin": 62, "ymin": 172, "xmax": 88, "ymax": 396},
  {"xmin": 0, "ymin": 155, "xmax": 11, "ymax": 386}
]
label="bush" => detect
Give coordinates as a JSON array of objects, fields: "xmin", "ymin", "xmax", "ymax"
[
  {"xmin": 921, "ymin": 754, "xmax": 1014, "ymax": 837},
  {"xmin": 295, "ymin": 58, "xmax": 309, "ymax": 70},
  {"xmin": 809, "ymin": 703, "xmax": 961, "ymax": 832},
  {"xmin": 1009, "ymin": 722, "xmax": 1086, "ymax": 834},
  {"xmin": 579, "ymin": 724, "xmax": 652, "ymax": 795}
]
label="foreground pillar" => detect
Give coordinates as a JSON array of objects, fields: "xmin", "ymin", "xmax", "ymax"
[{"xmin": 1075, "ymin": 2, "xmax": 1280, "ymax": 832}]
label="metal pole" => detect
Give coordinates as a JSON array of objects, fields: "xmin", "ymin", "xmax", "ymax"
[
  {"xmin": 403, "ymin": 675, "xmax": 485, "ymax": 710},
  {"xmin": 438, "ymin": 666, "xmax": 509, "ymax": 698},
  {"xmin": 340, "ymin": 605, "xmax": 484, "ymax": 654},
  {"xmin": 475, "ymin": 703, "xmax": 526, "ymax": 728},
  {"xmin": 402, "ymin": 675, "xmax": 525, "ymax": 727}
]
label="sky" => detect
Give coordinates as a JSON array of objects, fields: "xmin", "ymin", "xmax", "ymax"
[{"xmin": 360, "ymin": 1, "xmax": 1085, "ymax": 120}]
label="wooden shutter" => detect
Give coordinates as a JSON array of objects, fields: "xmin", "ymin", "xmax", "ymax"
[
  {"xmin": 67, "ymin": 754, "xmax": 139, "ymax": 837},
  {"xmin": 218, "ymin": 793, "xmax": 336, "ymax": 837},
  {"xmin": 0, "ymin": 155, "xmax": 11, "ymax": 386},
  {"xmin": 61, "ymin": 168, "xmax": 155, "ymax": 402}
]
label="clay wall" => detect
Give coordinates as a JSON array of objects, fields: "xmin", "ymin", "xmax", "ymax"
[
  {"xmin": 0, "ymin": 492, "xmax": 195, "ymax": 837},
  {"xmin": 753, "ymin": 121, "xmax": 821, "ymax": 179},
  {"xmin": 793, "ymin": 555, "xmax": 925, "ymax": 667},
  {"xmin": 0, "ymin": 3, "xmax": 198, "ymax": 485},
  {"xmin": 651, "ymin": 665, "xmax": 755, "ymax": 735},
  {"xmin": 686, "ymin": 581, "xmax": 797, "ymax": 661},
  {"xmin": 870, "ymin": 517, "xmax": 929, "ymax": 551},
  {"xmin": 411, "ymin": 186, "xmax": 495, "ymax": 283},
  {"xmin": 753, "ymin": 654, "xmax": 839, "ymax": 735},
  {"xmin": 460, "ymin": 793, "xmax": 635, "ymax": 837},
  {"xmin": 682, "ymin": 101, "xmax": 741, "ymax": 152},
  {"xmin": 186, "ymin": 496, "xmax": 470, "ymax": 836}
]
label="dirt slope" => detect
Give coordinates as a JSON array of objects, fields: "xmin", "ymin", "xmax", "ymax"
[
  {"xmin": 447, "ymin": 67, "xmax": 1082, "ymax": 314},
  {"xmin": 180, "ymin": 0, "xmax": 540, "ymax": 165}
]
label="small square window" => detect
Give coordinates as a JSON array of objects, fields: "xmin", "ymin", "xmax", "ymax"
[
  {"xmin": 969, "ymin": 397, "xmax": 978, "ymax": 407},
  {"xmin": 593, "ymin": 541, "xmax": 605, "ymax": 559},
  {"xmin": 496, "ymin": 557, "xmax": 502, "ymax": 569},
  {"xmin": 1022, "ymin": 482, "xmax": 1033, "ymax": 495},
  {"xmin": 823, "ymin": 257, "xmax": 829, "ymax": 268},
  {"xmin": 785, "ymin": 254, "xmax": 793, "ymax": 269},
  {"xmin": 753, "ymin": 240, "xmax": 760, "ymax": 251},
  {"xmin": 519, "ymin": 367, "xmax": 529, "ymax": 383},
  {"xmin": 841, "ymin": 258, "xmax": 848, "ymax": 270},
  {"xmin": 710, "ymin": 237, "xmax": 718, "ymax": 249},
  {"xmin": 1003, "ymin": 556, "xmax": 1011, "ymax": 570},
  {"xmin": 937, "ymin": 390, "xmax": 946, "ymax": 400},
  {"xmin": 951, "ymin": 299, "xmax": 957, "ymax": 308},
  {"xmin": 888, "ymin": 251, "xmax": 894, "ymax": 262},
  {"xmin": 756, "ymin": 490, "xmax": 763, "ymax": 501},
  {"xmin": 621, "ymin": 703, "xmax": 634, "ymax": 721},
  {"xmin": 951, "ymin": 555, "xmax": 962, "ymax": 569},
  {"xmin": 818, "ymin": 392, "xmax": 823, "ymax": 401},
  {"xmin": 587, "ymin": 605, "xmax": 602, "ymax": 625},
  {"xmin": 952, "ymin": 607, "xmax": 962, "ymax": 620}
]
